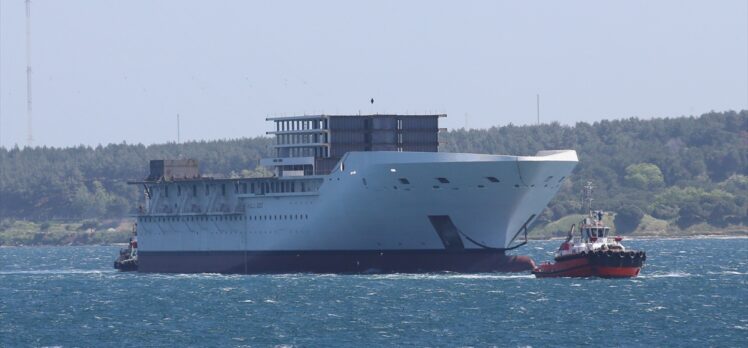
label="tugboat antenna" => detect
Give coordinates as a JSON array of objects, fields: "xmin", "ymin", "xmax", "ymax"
[{"xmin": 584, "ymin": 181, "xmax": 594, "ymax": 215}]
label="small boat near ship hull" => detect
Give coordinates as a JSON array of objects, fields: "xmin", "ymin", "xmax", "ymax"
[
  {"xmin": 113, "ymin": 258, "xmax": 138, "ymax": 272},
  {"xmin": 114, "ymin": 234, "xmax": 138, "ymax": 272},
  {"xmin": 533, "ymin": 250, "xmax": 645, "ymax": 278}
]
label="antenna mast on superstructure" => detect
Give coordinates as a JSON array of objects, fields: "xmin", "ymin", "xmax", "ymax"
[
  {"xmin": 177, "ymin": 114, "xmax": 183, "ymax": 159},
  {"xmin": 25, "ymin": 0, "xmax": 33, "ymax": 147}
]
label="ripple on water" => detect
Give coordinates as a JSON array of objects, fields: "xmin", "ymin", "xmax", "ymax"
[
  {"xmin": 0, "ymin": 239, "xmax": 746, "ymax": 347},
  {"xmin": 639, "ymin": 271, "xmax": 692, "ymax": 278}
]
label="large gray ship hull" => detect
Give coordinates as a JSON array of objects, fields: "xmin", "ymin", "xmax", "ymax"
[{"xmin": 134, "ymin": 150, "xmax": 578, "ymax": 273}]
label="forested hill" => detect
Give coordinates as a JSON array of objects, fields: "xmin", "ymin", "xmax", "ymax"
[
  {"xmin": 0, "ymin": 137, "xmax": 273, "ymax": 220},
  {"xmin": 1, "ymin": 110, "xmax": 747, "ymax": 233},
  {"xmin": 442, "ymin": 110, "xmax": 748, "ymax": 231}
]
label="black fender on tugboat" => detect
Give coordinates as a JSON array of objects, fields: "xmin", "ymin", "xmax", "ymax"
[
  {"xmin": 615, "ymin": 253, "xmax": 623, "ymax": 267},
  {"xmin": 624, "ymin": 252, "xmax": 635, "ymax": 267},
  {"xmin": 592, "ymin": 251, "xmax": 602, "ymax": 263}
]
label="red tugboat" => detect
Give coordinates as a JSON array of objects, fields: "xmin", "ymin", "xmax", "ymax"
[{"xmin": 532, "ymin": 183, "xmax": 646, "ymax": 278}]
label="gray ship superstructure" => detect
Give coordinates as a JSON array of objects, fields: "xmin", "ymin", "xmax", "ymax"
[{"xmin": 130, "ymin": 114, "xmax": 578, "ymax": 273}]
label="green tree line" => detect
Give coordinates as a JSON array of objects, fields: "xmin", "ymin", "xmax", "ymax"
[
  {"xmin": 1, "ymin": 110, "xmax": 746, "ymax": 232},
  {"xmin": 441, "ymin": 110, "xmax": 748, "ymax": 232},
  {"xmin": 0, "ymin": 138, "xmax": 272, "ymax": 220}
]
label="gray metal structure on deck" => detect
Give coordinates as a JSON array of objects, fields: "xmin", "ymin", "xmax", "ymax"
[{"xmin": 262, "ymin": 114, "xmax": 444, "ymax": 176}]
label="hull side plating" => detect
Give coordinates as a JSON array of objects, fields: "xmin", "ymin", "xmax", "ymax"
[
  {"xmin": 138, "ymin": 249, "xmax": 536, "ymax": 274},
  {"xmin": 135, "ymin": 151, "xmax": 578, "ymax": 273}
]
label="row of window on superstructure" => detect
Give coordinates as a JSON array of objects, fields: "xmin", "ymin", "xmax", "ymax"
[
  {"xmin": 278, "ymin": 146, "xmax": 328, "ymax": 158},
  {"xmin": 138, "ymin": 214, "xmax": 309, "ymax": 222},
  {"xmin": 248, "ymin": 214, "xmax": 309, "ymax": 221},
  {"xmin": 139, "ymin": 215, "xmax": 245, "ymax": 222},
  {"xmin": 160, "ymin": 180, "xmax": 310, "ymax": 198},
  {"xmin": 277, "ymin": 133, "xmax": 327, "ymax": 145},
  {"xmin": 276, "ymin": 119, "xmax": 326, "ymax": 132}
]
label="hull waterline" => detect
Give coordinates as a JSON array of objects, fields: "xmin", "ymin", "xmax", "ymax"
[{"xmin": 139, "ymin": 250, "xmax": 536, "ymax": 274}]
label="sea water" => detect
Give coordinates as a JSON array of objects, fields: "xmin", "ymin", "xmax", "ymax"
[{"xmin": 1, "ymin": 238, "xmax": 746, "ymax": 347}]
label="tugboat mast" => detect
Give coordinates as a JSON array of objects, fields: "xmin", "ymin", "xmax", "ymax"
[{"xmin": 583, "ymin": 181, "xmax": 594, "ymax": 215}]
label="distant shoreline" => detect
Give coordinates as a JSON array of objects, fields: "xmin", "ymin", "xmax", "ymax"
[
  {"xmin": 2, "ymin": 231, "xmax": 747, "ymax": 247},
  {"xmin": 2, "ymin": 217, "xmax": 746, "ymax": 247},
  {"xmin": 530, "ymin": 228, "xmax": 748, "ymax": 241},
  {"xmin": 535, "ymin": 233, "xmax": 748, "ymax": 241}
]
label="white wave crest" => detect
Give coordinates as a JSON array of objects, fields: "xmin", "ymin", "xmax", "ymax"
[{"xmin": 640, "ymin": 271, "xmax": 691, "ymax": 278}]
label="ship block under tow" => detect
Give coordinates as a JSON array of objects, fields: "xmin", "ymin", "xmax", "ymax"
[{"xmin": 132, "ymin": 149, "xmax": 577, "ymax": 273}]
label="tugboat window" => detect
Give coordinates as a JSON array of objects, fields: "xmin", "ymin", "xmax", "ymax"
[
  {"xmin": 436, "ymin": 177, "xmax": 450, "ymax": 184},
  {"xmin": 399, "ymin": 178, "xmax": 410, "ymax": 185}
]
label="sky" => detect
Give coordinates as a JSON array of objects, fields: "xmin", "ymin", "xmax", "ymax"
[{"xmin": 0, "ymin": 0, "xmax": 747, "ymax": 148}]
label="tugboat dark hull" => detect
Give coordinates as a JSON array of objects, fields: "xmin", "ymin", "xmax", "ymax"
[
  {"xmin": 533, "ymin": 250, "xmax": 645, "ymax": 278},
  {"xmin": 114, "ymin": 257, "xmax": 138, "ymax": 272}
]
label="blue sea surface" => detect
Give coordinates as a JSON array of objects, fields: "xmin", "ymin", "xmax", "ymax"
[{"xmin": 1, "ymin": 238, "xmax": 747, "ymax": 347}]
